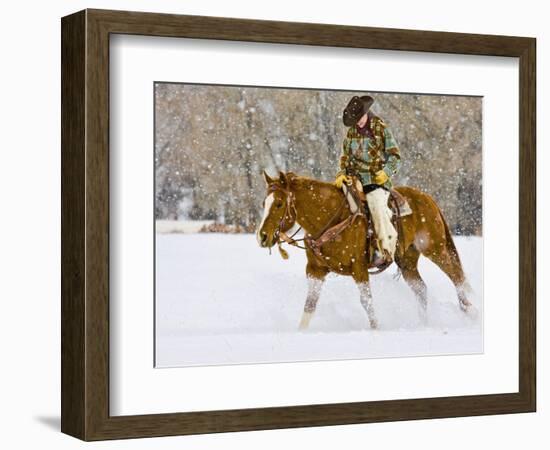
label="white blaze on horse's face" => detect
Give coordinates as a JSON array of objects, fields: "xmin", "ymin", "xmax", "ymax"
[{"xmin": 256, "ymin": 193, "xmax": 275, "ymax": 246}]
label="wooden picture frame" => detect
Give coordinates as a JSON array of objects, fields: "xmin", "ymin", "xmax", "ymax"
[{"xmin": 61, "ymin": 9, "xmax": 536, "ymax": 441}]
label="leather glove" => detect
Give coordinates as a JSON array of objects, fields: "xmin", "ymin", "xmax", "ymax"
[
  {"xmin": 373, "ymin": 170, "xmax": 389, "ymax": 185},
  {"xmin": 339, "ymin": 154, "xmax": 349, "ymax": 170},
  {"xmin": 335, "ymin": 173, "xmax": 352, "ymax": 189}
]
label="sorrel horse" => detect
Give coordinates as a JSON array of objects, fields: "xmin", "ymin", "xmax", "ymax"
[{"xmin": 256, "ymin": 171, "xmax": 473, "ymax": 330}]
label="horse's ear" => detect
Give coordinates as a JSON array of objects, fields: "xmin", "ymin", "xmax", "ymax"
[
  {"xmin": 278, "ymin": 171, "xmax": 288, "ymax": 187},
  {"xmin": 263, "ymin": 170, "xmax": 274, "ymax": 186}
]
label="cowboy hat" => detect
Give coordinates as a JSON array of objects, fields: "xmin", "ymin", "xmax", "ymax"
[{"xmin": 342, "ymin": 95, "xmax": 375, "ymax": 127}]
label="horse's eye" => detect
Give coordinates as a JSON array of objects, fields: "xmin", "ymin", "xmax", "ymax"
[{"xmin": 276, "ymin": 202, "xmax": 283, "ymax": 208}]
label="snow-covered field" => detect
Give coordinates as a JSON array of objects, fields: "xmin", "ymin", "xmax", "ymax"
[
  {"xmin": 156, "ymin": 219, "xmax": 214, "ymax": 234},
  {"xmin": 155, "ymin": 233, "xmax": 482, "ymax": 368}
]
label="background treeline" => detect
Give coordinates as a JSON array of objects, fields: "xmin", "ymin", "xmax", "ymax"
[{"xmin": 155, "ymin": 83, "xmax": 482, "ymax": 235}]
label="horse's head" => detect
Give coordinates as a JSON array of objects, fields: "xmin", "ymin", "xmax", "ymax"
[{"xmin": 256, "ymin": 171, "xmax": 297, "ymax": 248}]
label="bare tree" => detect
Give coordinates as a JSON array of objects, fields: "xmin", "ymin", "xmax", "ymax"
[{"xmin": 155, "ymin": 84, "xmax": 482, "ymax": 235}]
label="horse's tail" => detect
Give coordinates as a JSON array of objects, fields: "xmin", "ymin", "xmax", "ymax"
[
  {"xmin": 435, "ymin": 202, "xmax": 471, "ymax": 292},
  {"xmin": 439, "ymin": 206, "xmax": 460, "ymax": 263}
]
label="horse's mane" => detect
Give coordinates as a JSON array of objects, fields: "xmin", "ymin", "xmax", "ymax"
[{"xmin": 287, "ymin": 172, "xmax": 345, "ymax": 198}]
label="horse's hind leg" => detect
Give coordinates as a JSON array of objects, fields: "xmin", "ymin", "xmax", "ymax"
[
  {"xmin": 396, "ymin": 246, "xmax": 428, "ymax": 318},
  {"xmin": 298, "ymin": 263, "xmax": 328, "ymax": 330},
  {"xmin": 427, "ymin": 247, "xmax": 472, "ymax": 312}
]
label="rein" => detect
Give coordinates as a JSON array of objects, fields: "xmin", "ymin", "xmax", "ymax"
[
  {"xmin": 266, "ymin": 184, "xmax": 306, "ymax": 258},
  {"xmin": 267, "ymin": 183, "xmax": 358, "ymax": 262},
  {"xmin": 266, "ymin": 182, "xmax": 403, "ymax": 276}
]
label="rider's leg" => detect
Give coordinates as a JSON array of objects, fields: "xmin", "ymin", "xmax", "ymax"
[{"xmin": 365, "ymin": 186, "xmax": 397, "ymax": 262}]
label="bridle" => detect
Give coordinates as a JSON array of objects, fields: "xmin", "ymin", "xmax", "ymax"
[
  {"xmin": 266, "ymin": 184, "xmax": 307, "ymax": 254},
  {"xmin": 264, "ymin": 181, "xmax": 399, "ymax": 276},
  {"xmin": 265, "ymin": 182, "xmax": 352, "ymax": 258}
]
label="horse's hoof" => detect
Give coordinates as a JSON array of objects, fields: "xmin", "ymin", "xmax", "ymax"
[
  {"xmin": 299, "ymin": 312, "xmax": 313, "ymax": 330},
  {"xmin": 461, "ymin": 303, "xmax": 479, "ymax": 320},
  {"xmin": 418, "ymin": 310, "xmax": 428, "ymax": 326},
  {"xmin": 460, "ymin": 299, "xmax": 471, "ymax": 311},
  {"xmin": 369, "ymin": 319, "xmax": 379, "ymax": 330}
]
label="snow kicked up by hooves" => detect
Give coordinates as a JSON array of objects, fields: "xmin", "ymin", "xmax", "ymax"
[{"xmin": 155, "ymin": 233, "xmax": 482, "ymax": 368}]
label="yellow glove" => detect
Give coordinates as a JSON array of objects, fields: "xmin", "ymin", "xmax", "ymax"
[
  {"xmin": 373, "ymin": 170, "xmax": 389, "ymax": 185},
  {"xmin": 339, "ymin": 154, "xmax": 349, "ymax": 170},
  {"xmin": 335, "ymin": 174, "xmax": 352, "ymax": 189}
]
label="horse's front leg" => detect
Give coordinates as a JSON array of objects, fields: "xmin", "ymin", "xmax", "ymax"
[
  {"xmin": 299, "ymin": 263, "xmax": 328, "ymax": 330},
  {"xmin": 298, "ymin": 277, "xmax": 324, "ymax": 330},
  {"xmin": 351, "ymin": 255, "xmax": 378, "ymax": 329},
  {"xmin": 357, "ymin": 281, "xmax": 378, "ymax": 329}
]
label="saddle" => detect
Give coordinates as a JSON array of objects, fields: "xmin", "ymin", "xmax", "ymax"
[
  {"xmin": 343, "ymin": 178, "xmax": 412, "ymax": 271},
  {"xmin": 390, "ymin": 189, "xmax": 413, "ymax": 217},
  {"xmin": 344, "ymin": 178, "xmax": 412, "ymax": 217}
]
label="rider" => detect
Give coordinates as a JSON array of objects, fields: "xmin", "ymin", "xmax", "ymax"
[{"xmin": 335, "ymin": 95, "xmax": 402, "ymax": 265}]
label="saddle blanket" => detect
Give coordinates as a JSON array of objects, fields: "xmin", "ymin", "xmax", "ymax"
[{"xmin": 390, "ymin": 189, "xmax": 413, "ymax": 217}]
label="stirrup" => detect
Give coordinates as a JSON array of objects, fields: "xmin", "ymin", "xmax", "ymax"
[{"xmin": 371, "ymin": 250, "xmax": 387, "ymax": 267}]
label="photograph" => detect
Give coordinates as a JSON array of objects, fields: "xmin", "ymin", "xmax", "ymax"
[
  {"xmin": 0, "ymin": 0, "xmax": 540, "ymax": 444},
  {"xmin": 154, "ymin": 83, "xmax": 483, "ymax": 368}
]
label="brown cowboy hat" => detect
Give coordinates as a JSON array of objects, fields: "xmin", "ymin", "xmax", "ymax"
[{"xmin": 342, "ymin": 95, "xmax": 375, "ymax": 127}]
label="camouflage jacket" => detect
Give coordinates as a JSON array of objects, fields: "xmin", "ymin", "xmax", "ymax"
[{"xmin": 338, "ymin": 115, "xmax": 401, "ymax": 189}]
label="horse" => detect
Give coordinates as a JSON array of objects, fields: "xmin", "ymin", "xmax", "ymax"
[{"xmin": 256, "ymin": 171, "xmax": 474, "ymax": 330}]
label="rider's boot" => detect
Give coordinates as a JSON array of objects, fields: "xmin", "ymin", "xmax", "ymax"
[{"xmin": 371, "ymin": 249, "xmax": 386, "ymax": 267}]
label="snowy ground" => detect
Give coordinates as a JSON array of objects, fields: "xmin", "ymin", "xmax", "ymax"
[
  {"xmin": 156, "ymin": 219, "xmax": 214, "ymax": 234},
  {"xmin": 155, "ymin": 232, "xmax": 483, "ymax": 368}
]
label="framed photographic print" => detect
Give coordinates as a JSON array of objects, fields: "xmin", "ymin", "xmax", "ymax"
[{"xmin": 61, "ymin": 9, "xmax": 536, "ymax": 441}]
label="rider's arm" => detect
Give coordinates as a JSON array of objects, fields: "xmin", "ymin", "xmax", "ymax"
[
  {"xmin": 338, "ymin": 128, "xmax": 353, "ymax": 175},
  {"xmin": 382, "ymin": 126, "xmax": 401, "ymax": 178}
]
